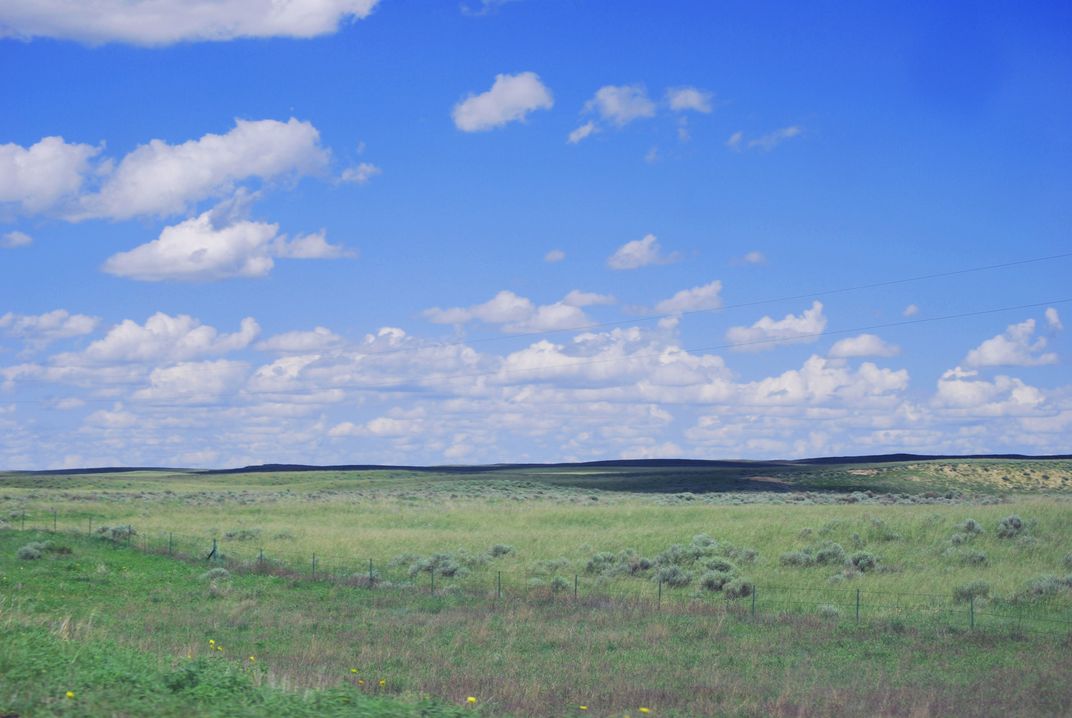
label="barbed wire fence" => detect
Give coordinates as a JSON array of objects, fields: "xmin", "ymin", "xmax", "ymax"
[{"xmin": 6, "ymin": 510, "xmax": 1072, "ymax": 637}]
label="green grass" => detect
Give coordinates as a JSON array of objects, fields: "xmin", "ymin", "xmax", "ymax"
[{"xmin": 2, "ymin": 460, "xmax": 1072, "ymax": 716}]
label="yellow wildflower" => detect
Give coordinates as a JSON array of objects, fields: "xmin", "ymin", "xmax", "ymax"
[
  {"xmin": 351, "ymin": 668, "xmax": 358, "ymax": 674},
  {"xmin": 249, "ymin": 656, "xmax": 256, "ymax": 662},
  {"xmin": 640, "ymin": 709, "xmax": 651, "ymax": 714},
  {"xmin": 65, "ymin": 691, "xmax": 75, "ymax": 700},
  {"xmin": 467, "ymin": 696, "xmax": 477, "ymax": 704},
  {"xmin": 358, "ymin": 679, "xmax": 365, "ymax": 686},
  {"xmin": 379, "ymin": 679, "xmax": 386, "ymax": 687}
]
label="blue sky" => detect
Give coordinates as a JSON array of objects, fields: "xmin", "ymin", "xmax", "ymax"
[{"xmin": 1, "ymin": 1, "xmax": 1070, "ymax": 469}]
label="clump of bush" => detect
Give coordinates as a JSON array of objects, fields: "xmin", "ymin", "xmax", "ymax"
[
  {"xmin": 723, "ymin": 578, "xmax": 754, "ymax": 599},
  {"xmin": 1018, "ymin": 575, "xmax": 1071, "ymax": 600},
  {"xmin": 699, "ymin": 570, "xmax": 734, "ymax": 592},
  {"xmin": 779, "ymin": 542, "xmax": 846, "ymax": 568},
  {"xmin": 1064, "ymin": 553, "xmax": 1072, "ymax": 571},
  {"xmin": 653, "ymin": 565, "xmax": 692, "ymax": 588},
  {"xmin": 17, "ymin": 542, "xmax": 43, "ymax": 560},
  {"xmin": 817, "ymin": 604, "xmax": 840, "ymax": 620},
  {"xmin": 958, "ymin": 518, "xmax": 984, "ymax": 535},
  {"xmin": 200, "ymin": 567, "xmax": 231, "ymax": 582},
  {"xmin": 953, "ymin": 580, "xmax": 990, "ymax": 604},
  {"xmin": 96, "ymin": 525, "xmax": 136, "ymax": 541},
  {"xmin": 997, "ymin": 515, "xmax": 1025, "ymax": 538},
  {"xmin": 223, "ymin": 528, "xmax": 261, "ymax": 541},
  {"xmin": 487, "ymin": 544, "xmax": 514, "ymax": 558},
  {"xmin": 849, "ymin": 552, "xmax": 877, "ymax": 572}
]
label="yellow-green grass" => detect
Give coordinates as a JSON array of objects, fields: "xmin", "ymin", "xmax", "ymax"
[{"xmin": 3, "ymin": 530, "xmax": 1071, "ymax": 718}]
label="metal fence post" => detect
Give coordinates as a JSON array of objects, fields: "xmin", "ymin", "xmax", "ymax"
[
  {"xmin": 430, "ymin": 567, "xmax": 435, "ymax": 594},
  {"xmin": 52, "ymin": 509, "xmax": 57, "ymax": 531},
  {"xmin": 88, "ymin": 517, "xmax": 92, "ymax": 535},
  {"xmin": 497, "ymin": 570, "xmax": 502, "ymax": 600},
  {"xmin": 574, "ymin": 574, "xmax": 579, "ymax": 601},
  {"xmin": 751, "ymin": 587, "xmax": 757, "ymax": 620},
  {"xmin": 657, "ymin": 578, "xmax": 662, "ymax": 609},
  {"xmin": 970, "ymin": 595, "xmax": 975, "ymax": 630},
  {"xmin": 856, "ymin": 589, "xmax": 860, "ymax": 625},
  {"xmin": 169, "ymin": 532, "xmax": 173, "ymax": 555},
  {"xmin": 311, "ymin": 553, "xmax": 317, "ymax": 581}
]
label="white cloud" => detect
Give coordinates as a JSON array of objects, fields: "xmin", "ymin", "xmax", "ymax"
[
  {"xmin": 425, "ymin": 290, "xmax": 534, "ymax": 325},
  {"xmin": 665, "ymin": 87, "xmax": 712, "ymax": 113},
  {"xmin": 340, "ymin": 162, "xmax": 381, "ymax": 184},
  {"xmin": 0, "ymin": 0, "xmax": 379, "ymax": 46},
  {"xmin": 75, "ymin": 118, "xmax": 329, "ymax": 220},
  {"xmin": 562, "ymin": 290, "xmax": 614, "ymax": 307},
  {"xmin": 1045, "ymin": 307, "xmax": 1063, "ymax": 331},
  {"xmin": 544, "ymin": 249, "xmax": 565, "ymax": 263},
  {"xmin": 0, "ymin": 309, "xmax": 99, "ymax": 348},
  {"xmin": 273, "ymin": 230, "xmax": 354, "ymax": 259},
  {"xmin": 583, "ymin": 84, "xmax": 656, "ymax": 126},
  {"xmin": 654, "ymin": 281, "xmax": 723, "ymax": 314},
  {"xmin": 567, "ymin": 121, "xmax": 599, "ymax": 144},
  {"xmin": 644, "ymin": 146, "xmax": 660, "ymax": 164},
  {"xmin": 742, "ymin": 251, "xmax": 766, "ymax": 265},
  {"xmin": 828, "ymin": 334, "xmax": 900, "ymax": 358},
  {"xmin": 748, "ymin": 126, "xmax": 803, "ymax": 151},
  {"xmin": 903, "ymin": 304, "xmax": 920, "ymax": 317},
  {"xmin": 607, "ymin": 234, "xmax": 680, "ymax": 270},
  {"xmin": 726, "ymin": 301, "xmax": 827, "ymax": 351},
  {"xmin": 725, "ymin": 131, "xmax": 744, "ymax": 151},
  {"xmin": 740, "ymin": 355, "xmax": 908, "ymax": 406},
  {"xmin": 72, "ymin": 313, "xmax": 259, "ymax": 364},
  {"xmin": 1, "ymin": 231, "xmax": 33, "ymax": 248},
  {"xmin": 256, "ymin": 327, "xmax": 343, "ymax": 353},
  {"xmin": 934, "ymin": 366, "xmax": 1045, "ymax": 416},
  {"xmin": 964, "ymin": 319, "xmax": 1058, "ymax": 367},
  {"xmin": 133, "ymin": 360, "xmax": 248, "ymax": 404},
  {"xmin": 102, "ymin": 212, "xmax": 351, "ymax": 282},
  {"xmin": 452, "ymin": 72, "xmax": 554, "ymax": 132},
  {"xmin": 0, "ymin": 137, "xmax": 100, "ymax": 213}
]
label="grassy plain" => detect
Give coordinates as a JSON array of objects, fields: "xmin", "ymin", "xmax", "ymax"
[{"xmin": 2, "ymin": 458, "xmax": 1072, "ymax": 716}]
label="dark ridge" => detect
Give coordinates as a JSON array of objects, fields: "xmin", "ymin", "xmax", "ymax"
[
  {"xmin": 793, "ymin": 453, "xmax": 1072, "ymax": 465},
  {"xmin": 4, "ymin": 466, "xmax": 191, "ymax": 476}
]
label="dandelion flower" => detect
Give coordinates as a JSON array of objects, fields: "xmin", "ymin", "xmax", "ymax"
[
  {"xmin": 65, "ymin": 691, "xmax": 75, "ymax": 699},
  {"xmin": 379, "ymin": 679, "xmax": 386, "ymax": 686},
  {"xmin": 208, "ymin": 639, "xmax": 215, "ymax": 645},
  {"xmin": 358, "ymin": 679, "xmax": 365, "ymax": 686},
  {"xmin": 467, "ymin": 696, "xmax": 477, "ymax": 704},
  {"xmin": 249, "ymin": 656, "xmax": 256, "ymax": 662},
  {"xmin": 351, "ymin": 668, "xmax": 358, "ymax": 674},
  {"xmin": 640, "ymin": 709, "xmax": 651, "ymax": 714}
]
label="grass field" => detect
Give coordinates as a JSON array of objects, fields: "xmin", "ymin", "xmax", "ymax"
[{"xmin": 2, "ymin": 458, "xmax": 1072, "ymax": 716}]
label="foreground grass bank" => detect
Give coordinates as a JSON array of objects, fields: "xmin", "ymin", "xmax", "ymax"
[{"xmin": 3, "ymin": 529, "xmax": 1071, "ymax": 717}]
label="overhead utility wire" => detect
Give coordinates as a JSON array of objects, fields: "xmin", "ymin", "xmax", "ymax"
[{"xmin": 359, "ymin": 250, "xmax": 1072, "ymax": 357}]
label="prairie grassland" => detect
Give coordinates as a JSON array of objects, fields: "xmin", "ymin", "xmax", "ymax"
[{"xmin": 2, "ymin": 460, "xmax": 1072, "ymax": 716}]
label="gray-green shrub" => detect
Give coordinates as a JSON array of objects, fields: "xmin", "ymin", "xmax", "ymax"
[
  {"xmin": 723, "ymin": 578, "xmax": 754, "ymax": 599},
  {"xmin": 653, "ymin": 565, "xmax": 691, "ymax": 588},
  {"xmin": 700, "ymin": 570, "xmax": 733, "ymax": 592},
  {"xmin": 997, "ymin": 515, "xmax": 1025, "ymax": 538},
  {"xmin": 850, "ymin": 552, "xmax": 877, "ymax": 572},
  {"xmin": 953, "ymin": 580, "xmax": 990, "ymax": 603}
]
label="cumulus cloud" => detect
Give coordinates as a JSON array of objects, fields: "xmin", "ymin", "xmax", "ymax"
[
  {"xmin": 256, "ymin": 327, "xmax": 343, "ymax": 353},
  {"xmin": 75, "ymin": 118, "xmax": 329, "ymax": 220},
  {"xmin": 653, "ymin": 281, "xmax": 723, "ymax": 314},
  {"xmin": 567, "ymin": 121, "xmax": 599, "ymax": 144},
  {"xmin": 0, "ymin": 137, "xmax": 100, "ymax": 213},
  {"xmin": 665, "ymin": 87, "xmax": 713, "ymax": 113},
  {"xmin": 740, "ymin": 250, "xmax": 766, "ymax": 265},
  {"xmin": 544, "ymin": 249, "xmax": 565, "ymax": 263},
  {"xmin": 583, "ymin": 84, "xmax": 656, "ymax": 126},
  {"xmin": 452, "ymin": 72, "xmax": 554, "ymax": 132},
  {"xmin": 725, "ymin": 131, "xmax": 744, "ymax": 151},
  {"xmin": 964, "ymin": 319, "xmax": 1058, "ymax": 367},
  {"xmin": 423, "ymin": 290, "xmax": 595, "ymax": 333},
  {"xmin": 828, "ymin": 334, "xmax": 900, "ymax": 358},
  {"xmin": 0, "ymin": 309, "xmax": 99, "ymax": 349},
  {"xmin": 71, "ymin": 313, "xmax": 259, "ymax": 364},
  {"xmin": 133, "ymin": 360, "xmax": 248, "ymax": 404},
  {"xmin": 903, "ymin": 304, "xmax": 920, "ymax": 317},
  {"xmin": 1, "ymin": 231, "xmax": 33, "ymax": 248},
  {"xmin": 584, "ymin": 84, "xmax": 656, "ymax": 126},
  {"xmin": 607, "ymin": 234, "xmax": 680, "ymax": 270},
  {"xmin": 0, "ymin": 0, "xmax": 379, "ymax": 46},
  {"xmin": 102, "ymin": 212, "xmax": 351, "ymax": 282},
  {"xmin": 934, "ymin": 366, "xmax": 1045, "ymax": 415},
  {"xmin": 340, "ymin": 162, "xmax": 381, "ymax": 184},
  {"xmin": 1046, "ymin": 307, "xmax": 1063, "ymax": 331},
  {"xmin": 741, "ymin": 355, "xmax": 908, "ymax": 406},
  {"xmin": 726, "ymin": 301, "xmax": 827, "ymax": 351}
]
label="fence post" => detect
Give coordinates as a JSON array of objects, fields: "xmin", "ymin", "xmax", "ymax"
[
  {"xmin": 856, "ymin": 589, "xmax": 860, "ymax": 625},
  {"xmin": 258, "ymin": 547, "xmax": 264, "ymax": 565},
  {"xmin": 88, "ymin": 517, "xmax": 92, "ymax": 535},
  {"xmin": 169, "ymin": 533, "xmax": 173, "ymax": 555},
  {"xmin": 312, "ymin": 553, "xmax": 317, "ymax": 581},
  {"xmin": 368, "ymin": 558, "xmax": 373, "ymax": 586},
  {"xmin": 21, "ymin": 513, "xmax": 25, "ymax": 531},
  {"xmin": 970, "ymin": 595, "xmax": 975, "ymax": 630},
  {"xmin": 52, "ymin": 509, "xmax": 57, "ymax": 531},
  {"xmin": 574, "ymin": 574, "xmax": 579, "ymax": 601},
  {"xmin": 657, "ymin": 578, "xmax": 662, "ymax": 609},
  {"xmin": 497, "ymin": 570, "xmax": 502, "ymax": 600},
  {"xmin": 430, "ymin": 568, "xmax": 435, "ymax": 594},
  {"xmin": 751, "ymin": 587, "xmax": 757, "ymax": 620}
]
